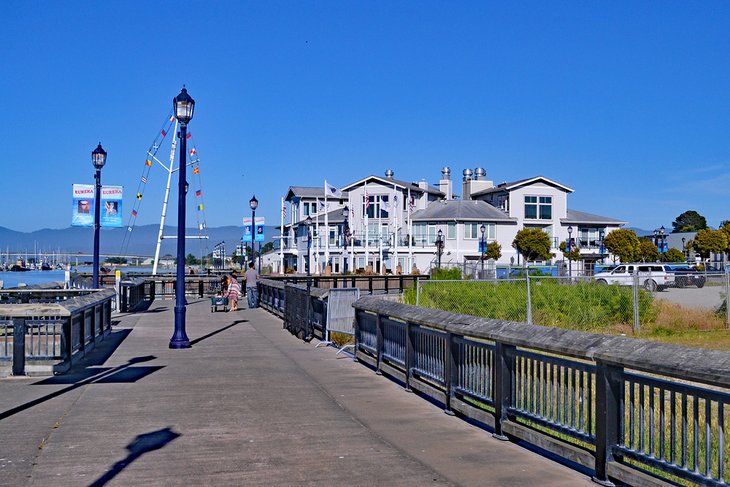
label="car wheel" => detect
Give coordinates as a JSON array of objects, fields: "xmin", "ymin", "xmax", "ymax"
[
  {"xmin": 596, "ymin": 279, "xmax": 608, "ymax": 286},
  {"xmin": 644, "ymin": 279, "xmax": 657, "ymax": 292},
  {"xmin": 674, "ymin": 277, "xmax": 685, "ymax": 288},
  {"xmin": 696, "ymin": 279, "xmax": 706, "ymax": 289}
]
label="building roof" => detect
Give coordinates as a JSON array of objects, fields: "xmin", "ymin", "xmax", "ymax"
[
  {"xmin": 411, "ymin": 200, "xmax": 516, "ymax": 222},
  {"xmin": 341, "ymin": 175, "xmax": 444, "ymax": 196},
  {"xmin": 471, "ymin": 176, "xmax": 574, "ymax": 197},
  {"xmin": 285, "ymin": 186, "xmax": 328, "ymax": 201},
  {"xmin": 562, "ymin": 209, "xmax": 626, "ymax": 225}
]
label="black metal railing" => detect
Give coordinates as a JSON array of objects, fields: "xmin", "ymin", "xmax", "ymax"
[
  {"xmin": 265, "ymin": 274, "xmax": 427, "ymax": 295},
  {"xmin": 352, "ymin": 296, "xmax": 730, "ymax": 487},
  {"xmin": 0, "ymin": 288, "xmax": 116, "ymax": 376}
]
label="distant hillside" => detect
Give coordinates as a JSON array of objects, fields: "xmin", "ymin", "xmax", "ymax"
[{"xmin": 0, "ymin": 225, "xmax": 278, "ymax": 256}]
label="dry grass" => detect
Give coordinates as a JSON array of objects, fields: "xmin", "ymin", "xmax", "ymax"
[{"xmin": 634, "ymin": 300, "xmax": 730, "ymax": 351}]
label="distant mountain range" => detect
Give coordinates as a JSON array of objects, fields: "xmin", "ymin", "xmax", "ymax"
[{"xmin": 0, "ymin": 225, "xmax": 278, "ymax": 257}]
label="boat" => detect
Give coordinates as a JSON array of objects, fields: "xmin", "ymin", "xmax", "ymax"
[{"xmin": 10, "ymin": 264, "xmax": 30, "ymax": 272}]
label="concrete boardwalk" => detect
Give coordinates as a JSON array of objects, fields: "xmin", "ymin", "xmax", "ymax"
[{"xmin": 0, "ymin": 298, "xmax": 592, "ymax": 486}]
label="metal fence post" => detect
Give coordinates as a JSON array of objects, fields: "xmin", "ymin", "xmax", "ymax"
[
  {"xmin": 632, "ymin": 271, "xmax": 640, "ymax": 334},
  {"xmin": 416, "ymin": 279, "xmax": 421, "ymax": 307},
  {"xmin": 444, "ymin": 331, "xmax": 456, "ymax": 415},
  {"xmin": 12, "ymin": 318, "xmax": 26, "ymax": 376},
  {"xmin": 375, "ymin": 313, "xmax": 383, "ymax": 375},
  {"xmin": 526, "ymin": 275, "xmax": 533, "ymax": 325},
  {"xmin": 593, "ymin": 362, "xmax": 623, "ymax": 486},
  {"xmin": 405, "ymin": 321, "xmax": 414, "ymax": 392},
  {"xmin": 493, "ymin": 341, "xmax": 514, "ymax": 440},
  {"xmin": 726, "ymin": 271, "xmax": 729, "ymax": 329}
]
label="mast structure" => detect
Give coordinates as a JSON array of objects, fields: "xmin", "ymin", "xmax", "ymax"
[{"xmin": 152, "ymin": 119, "xmax": 179, "ymax": 275}]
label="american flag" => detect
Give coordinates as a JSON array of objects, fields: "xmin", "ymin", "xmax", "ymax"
[
  {"xmin": 365, "ymin": 190, "xmax": 370, "ymax": 208},
  {"xmin": 282, "ymin": 202, "xmax": 287, "ymax": 218},
  {"xmin": 408, "ymin": 197, "xmax": 414, "ymax": 213}
]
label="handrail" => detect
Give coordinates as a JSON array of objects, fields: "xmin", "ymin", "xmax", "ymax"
[{"xmin": 352, "ymin": 296, "xmax": 730, "ymax": 487}]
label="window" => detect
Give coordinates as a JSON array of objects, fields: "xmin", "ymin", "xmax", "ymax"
[
  {"xmin": 302, "ymin": 202, "xmax": 310, "ymax": 217},
  {"xmin": 465, "ymin": 223, "xmax": 495, "ymax": 239},
  {"xmin": 525, "ymin": 196, "xmax": 552, "ymax": 220},
  {"xmin": 413, "ymin": 223, "xmax": 428, "ymax": 245},
  {"xmin": 428, "ymin": 224, "xmax": 437, "ymax": 245},
  {"xmin": 363, "ymin": 194, "xmax": 389, "ymax": 219},
  {"xmin": 447, "ymin": 222, "xmax": 456, "ymax": 239}
]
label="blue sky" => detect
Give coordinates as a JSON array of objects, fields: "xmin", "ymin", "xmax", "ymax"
[{"xmin": 3, "ymin": 1, "xmax": 729, "ymax": 234}]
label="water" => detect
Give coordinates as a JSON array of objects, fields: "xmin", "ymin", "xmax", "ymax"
[{"xmin": 0, "ymin": 266, "xmax": 172, "ymax": 289}]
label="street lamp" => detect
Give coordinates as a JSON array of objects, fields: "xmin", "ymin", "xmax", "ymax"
[
  {"xmin": 567, "ymin": 225, "xmax": 573, "ymax": 279},
  {"xmin": 480, "ymin": 223, "xmax": 486, "ymax": 278},
  {"xmin": 342, "ymin": 206, "xmax": 349, "ymax": 287},
  {"xmin": 654, "ymin": 225, "xmax": 667, "ymax": 262},
  {"xmin": 305, "ymin": 215, "xmax": 313, "ymax": 280},
  {"xmin": 170, "ymin": 86, "xmax": 195, "ymax": 350},
  {"xmin": 682, "ymin": 237, "xmax": 686, "ymax": 261},
  {"xmin": 436, "ymin": 229, "xmax": 444, "ymax": 269},
  {"xmin": 598, "ymin": 229, "xmax": 605, "ymax": 265},
  {"xmin": 250, "ymin": 195, "xmax": 259, "ymax": 273},
  {"xmin": 91, "ymin": 143, "xmax": 107, "ymax": 289}
]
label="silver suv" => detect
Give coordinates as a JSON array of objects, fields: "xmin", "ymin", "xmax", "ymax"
[{"xmin": 594, "ymin": 263, "xmax": 675, "ymax": 292}]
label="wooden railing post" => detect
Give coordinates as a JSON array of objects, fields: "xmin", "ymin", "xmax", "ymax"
[
  {"xmin": 375, "ymin": 313, "xmax": 384, "ymax": 375},
  {"xmin": 198, "ymin": 279, "xmax": 204, "ymax": 297},
  {"xmin": 405, "ymin": 321, "xmax": 414, "ymax": 392},
  {"xmin": 12, "ymin": 318, "xmax": 25, "ymax": 376},
  {"xmin": 493, "ymin": 341, "xmax": 515, "ymax": 440},
  {"xmin": 593, "ymin": 362, "xmax": 622, "ymax": 486},
  {"xmin": 444, "ymin": 332, "xmax": 456, "ymax": 415}
]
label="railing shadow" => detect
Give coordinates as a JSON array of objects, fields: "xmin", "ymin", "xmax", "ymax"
[
  {"xmin": 88, "ymin": 427, "xmax": 181, "ymax": 487},
  {"xmin": 0, "ymin": 355, "xmax": 162, "ymax": 421}
]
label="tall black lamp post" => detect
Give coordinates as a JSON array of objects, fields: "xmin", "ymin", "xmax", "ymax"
[
  {"xmin": 342, "ymin": 206, "xmax": 349, "ymax": 287},
  {"xmin": 480, "ymin": 224, "xmax": 486, "ymax": 278},
  {"xmin": 170, "ymin": 86, "xmax": 195, "ymax": 350},
  {"xmin": 567, "ymin": 225, "xmax": 573, "ymax": 279},
  {"xmin": 91, "ymin": 143, "xmax": 107, "ymax": 289},
  {"xmin": 436, "ymin": 229, "xmax": 444, "ymax": 269},
  {"xmin": 598, "ymin": 229, "xmax": 605, "ymax": 265},
  {"xmin": 682, "ymin": 237, "xmax": 686, "ymax": 261},
  {"xmin": 250, "ymin": 195, "xmax": 259, "ymax": 273},
  {"xmin": 654, "ymin": 225, "xmax": 667, "ymax": 262}
]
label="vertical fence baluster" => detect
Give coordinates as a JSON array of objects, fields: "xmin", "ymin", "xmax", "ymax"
[
  {"xmin": 705, "ymin": 398, "xmax": 711, "ymax": 477},
  {"xmin": 719, "ymin": 401, "xmax": 725, "ymax": 482},
  {"xmin": 493, "ymin": 342, "xmax": 514, "ymax": 441}
]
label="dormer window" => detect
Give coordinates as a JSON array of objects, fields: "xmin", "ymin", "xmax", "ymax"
[{"xmin": 525, "ymin": 196, "xmax": 552, "ymax": 220}]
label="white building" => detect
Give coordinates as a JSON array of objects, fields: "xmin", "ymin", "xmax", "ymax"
[{"xmin": 273, "ymin": 168, "xmax": 625, "ymax": 275}]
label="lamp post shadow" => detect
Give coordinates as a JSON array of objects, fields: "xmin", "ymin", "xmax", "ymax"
[{"xmin": 89, "ymin": 427, "xmax": 181, "ymax": 487}]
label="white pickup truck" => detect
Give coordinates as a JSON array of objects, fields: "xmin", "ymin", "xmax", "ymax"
[{"xmin": 594, "ymin": 263, "xmax": 675, "ymax": 292}]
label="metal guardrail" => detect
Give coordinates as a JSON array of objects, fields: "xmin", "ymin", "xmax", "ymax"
[
  {"xmin": 0, "ymin": 288, "xmax": 116, "ymax": 376},
  {"xmin": 352, "ymin": 296, "xmax": 730, "ymax": 487}
]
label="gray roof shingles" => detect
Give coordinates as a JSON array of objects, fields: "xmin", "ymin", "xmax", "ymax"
[{"xmin": 410, "ymin": 200, "xmax": 516, "ymax": 222}]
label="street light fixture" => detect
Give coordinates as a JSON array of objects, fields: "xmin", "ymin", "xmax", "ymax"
[
  {"xmin": 170, "ymin": 86, "xmax": 195, "ymax": 350},
  {"xmin": 250, "ymin": 195, "xmax": 259, "ymax": 273},
  {"xmin": 682, "ymin": 237, "xmax": 686, "ymax": 261},
  {"xmin": 567, "ymin": 225, "xmax": 573, "ymax": 279},
  {"xmin": 91, "ymin": 143, "xmax": 107, "ymax": 289},
  {"xmin": 655, "ymin": 225, "xmax": 667, "ymax": 262},
  {"xmin": 436, "ymin": 229, "xmax": 444, "ymax": 269},
  {"xmin": 480, "ymin": 223, "xmax": 486, "ymax": 278},
  {"xmin": 598, "ymin": 229, "xmax": 606, "ymax": 265},
  {"xmin": 342, "ymin": 206, "xmax": 349, "ymax": 287}
]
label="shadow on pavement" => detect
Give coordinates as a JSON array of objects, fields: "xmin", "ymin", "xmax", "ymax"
[
  {"xmin": 189, "ymin": 320, "xmax": 248, "ymax": 346},
  {"xmin": 0, "ymin": 356, "xmax": 162, "ymax": 422},
  {"xmin": 88, "ymin": 427, "xmax": 181, "ymax": 487}
]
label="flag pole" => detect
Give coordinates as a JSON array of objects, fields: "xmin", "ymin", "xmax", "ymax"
[
  {"xmin": 323, "ymin": 182, "xmax": 330, "ymax": 272},
  {"xmin": 279, "ymin": 196, "xmax": 285, "ymax": 274}
]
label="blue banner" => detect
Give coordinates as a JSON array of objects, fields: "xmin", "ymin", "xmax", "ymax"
[
  {"xmin": 242, "ymin": 217, "xmax": 253, "ymax": 243},
  {"xmin": 72, "ymin": 184, "xmax": 94, "ymax": 227},
  {"xmin": 255, "ymin": 217, "xmax": 265, "ymax": 242},
  {"xmin": 100, "ymin": 186, "xmax": 123, "ymax": 228}
]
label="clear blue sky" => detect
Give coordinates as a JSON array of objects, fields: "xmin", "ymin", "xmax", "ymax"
[{"xmin": 3, "ymin": 1, "xmax": 729, "ymax": 234}]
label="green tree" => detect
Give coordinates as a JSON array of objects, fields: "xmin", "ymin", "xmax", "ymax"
[
  {"xmin": 664, "ymin": 248, "xmax": 685, "ymax": 262},
  {"xmin": 558, "ymin": 241, "xmax": 581, "ymax": 261},
  {"xmin": 603, "ymin": 229, "xmax": 640, "ymax": 263},
  {"xmin": 184, "ymin": 253, "xmax": 200, "ymax": 265},
  {"xmin": 636, "ymin": 240, "xmax": 659, "ymax": 262},
  {"xmin": 261, "ymin": 242, "xmax": 274, "ymax": 253},
  {"xmin": 719, "ymin": 223, "xmax": 730, "ymax": 257},
  {"xmin": 689, "ymin": 228, "xmax": 728, "ymax": 260},
  {"xmin": 512, "ymin": 228, "xmax": 552, "ymax": 263},
  {"xmin": 671, "ymin": 210, "xmax": 708, "ymax": 233},
  {"xmin": 485, "ymin": 241, "xmax": 502, "ymax": 261},
  {"xmin": 105, "ymin": 256, "xmax": 127, "ymax": 264}
]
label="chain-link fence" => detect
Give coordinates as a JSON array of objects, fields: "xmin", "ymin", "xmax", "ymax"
[{"xmin": 408, "ymin": 272, "xmax": 730, "ymax": 334}]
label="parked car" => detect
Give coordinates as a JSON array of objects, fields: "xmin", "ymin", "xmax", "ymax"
[
  {"xmin": 669, "ymin": 266, "xmax": 706, "ymax": 288},
  {"xmin": 594, "ymin": 263, "xmax": 676, "ymax": 292}
]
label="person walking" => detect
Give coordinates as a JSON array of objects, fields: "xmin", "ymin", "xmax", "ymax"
[
  {"xmin": 225, "ymin": 271, "xmax": 241, "ymax": 311},
  {"xmin": 245, "ymin": 262, "xmax": 259, "ymax": 308}
]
